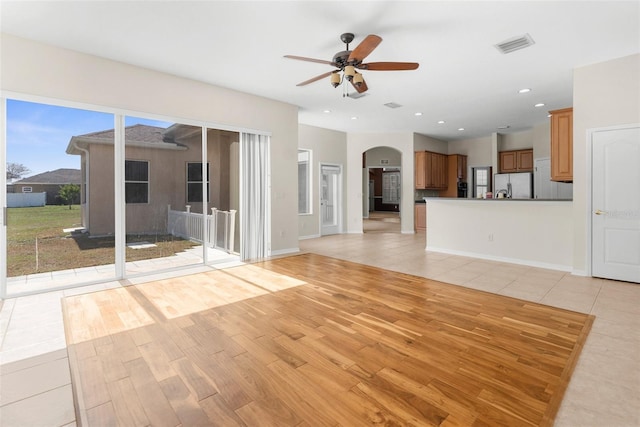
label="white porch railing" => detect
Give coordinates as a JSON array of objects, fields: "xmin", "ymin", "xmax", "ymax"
[{"xmin": 167, "ymin": 205, "xmax": 237, "ymax": 253}]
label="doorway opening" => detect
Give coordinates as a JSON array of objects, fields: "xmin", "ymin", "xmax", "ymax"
[{"xmin": 363, "ymin": 147, "xmax": 401, "ymax": 234}]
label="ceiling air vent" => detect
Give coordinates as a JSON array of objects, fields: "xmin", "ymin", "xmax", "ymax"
[
  {"xmin": 346, "ymin": 92, "xmax": 367, "ymax": 99},
  {"xmin": 384, "ymin": 102, "xmax": 403, "ymax": 109},
  {"xmin": 494, "ymin": 33, "xmax": 535, "ymax": 54}
]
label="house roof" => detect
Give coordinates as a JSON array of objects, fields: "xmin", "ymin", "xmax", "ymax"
[
  {"xmin": 75, "ymin": 124, "xmax": 167, "ymax": 143},
  {"xmin": 66, "ymin": 124, "xmax": 187, "ymax": 155},
  {"xmin": 16, "ymin": 168, "xmax": 81, "ymax": 185}
]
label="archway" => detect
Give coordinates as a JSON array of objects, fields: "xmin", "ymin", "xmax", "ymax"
[{"xmin": 362, "ymin": 146, "xmax": 402, "ymax": 233}]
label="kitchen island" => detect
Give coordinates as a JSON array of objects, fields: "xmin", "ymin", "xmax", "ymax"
[{"xmin": 425, "ymin": 198, "xmax": 573, "ymax": 271}]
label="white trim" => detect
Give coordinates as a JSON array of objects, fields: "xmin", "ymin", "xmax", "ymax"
[
  {"xmin": 0, "ymin": 97, "xmax": 6, "ymax": 298},
  {"xmin": 201, "ymin": 126, "xmax": 209, "ymax": 264},
  {"xmin": 426, "ymin": 245, "xmax": 573, "ymax": 272},
  {"xmin": 298, "ymin": 234, "xmax": 321, "ymax": 240},
  {"xmin": 114, "ymin": 115, "xmax": 126, "ymax": 279},
  {"xmin": 270, "ymin": 247, "xmax": 300, "ymax": 257}
]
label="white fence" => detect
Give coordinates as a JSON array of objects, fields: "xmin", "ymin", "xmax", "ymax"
[
  {"xmin": 7, "ymin": 192, "xmax": 46, "ymax": 208},
  {"xmin": 167, "ymin": 205, "xmax": 237, "ymax": 253}
]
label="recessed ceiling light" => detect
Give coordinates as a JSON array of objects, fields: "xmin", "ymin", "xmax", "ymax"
[
  {"xmin": 458, "ymin": 127, "xmax": 465, "ymax": 131},
  {"xmin": 351, "ymin": 116, "xmax": 358, "ymax": 120},
  {"xmin": 414, "ymin": 112, "xmax": 423, "ymax": 116},
  {"xmin": 518, "ymin": 88, "xmax": 531, "ymax": 94},
  {"xmin": 323, "ymin": 110, "xmax": 331, "ymax": 113},
  {"xmin": 437, "ymin": 120, "xmax": 445, "ymax": 124},
  {"xmin": 534, "ymin": 103, "xmax": 545, "ymax": 107}
]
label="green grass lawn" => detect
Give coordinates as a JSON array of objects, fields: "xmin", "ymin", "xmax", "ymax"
[{"xmin": 7, "ymin": 205, "xmax": 197, "ymax": 277}]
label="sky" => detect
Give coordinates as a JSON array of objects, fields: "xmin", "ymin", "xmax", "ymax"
[{"xmin": 6, "ymin": 99, "xmax": 172, "ymax": 178}]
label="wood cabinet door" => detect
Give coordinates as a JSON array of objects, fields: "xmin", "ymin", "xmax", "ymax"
[
  {"xmin": 500, "ymin": 151, "xmax": 517, "ymax": 173},
  {"xmin": 518, "ymin": 149, "xmax": 533, "ymax": 171},
  {"xmin": 550, "ymin": 108, "xmax": 573, "ymax": 181},
  {"xmin": 415, "ymin": 151, "xmax": 426, "ymax": 189},
  {"xmin": 432, "ymin": 153, "xmax": 448, "ymax": 189},
  {"xmin": 415, "ymin": 204, "xmax": 426, "ymax": 231},
  {"xmin": 457, "ymin": 155, "xmax": 468, "ymax": 180}
]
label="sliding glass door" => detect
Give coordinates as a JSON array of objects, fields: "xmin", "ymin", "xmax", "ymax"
[
  {"xmin": 3, "ymin": 99, "xmax": 116, "ymax": 296},
  {"xmin": 1, "ymin": 97, "xmax": 261, "ymax": 297},
  {"xmin": 124, "ymin": 117, "xmax": 205, "ymax": 276}
]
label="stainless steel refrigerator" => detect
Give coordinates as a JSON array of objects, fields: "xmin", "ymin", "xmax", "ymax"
[{"xmin": 494, "ymin": 172, "xmax": 533, "ymax": 199}]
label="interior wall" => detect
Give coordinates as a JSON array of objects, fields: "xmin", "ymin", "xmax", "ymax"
[
  {"xmin": 298, "ymin": 124, "xmax": 347, "ymax": 238},
  {"xmin": 427, "ymin": 199, "xmax": 574, "ymax": 270},
  {"xmin": 347, "ymin": 133, "xmax": 414, "ymax": 234},
  {"xmin": 447, "ymin": 136, "xmax": 493, "ymax": 175},
  {"xmin": 573, "ymin": 53, "xmax": 640, "ymax": 274},
  {"xmin": 365, "ymin": 146, "xmax": 401, "ymax": 167},
  {"xmin": 413, "ymin": 133, "xmax": 448, "ymax": 153},
  {"xmin": 0, "ymin": 33, "xmax": 300, "ymax": 254}
]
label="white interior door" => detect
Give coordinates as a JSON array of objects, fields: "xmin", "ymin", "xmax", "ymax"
[
  {"xmin": 320, "ymin": 164, "xmax": 341, "ymax": 235},
  {"xmin": 591, "ymin": 125, "xmax": 640, "ymax": 283}
]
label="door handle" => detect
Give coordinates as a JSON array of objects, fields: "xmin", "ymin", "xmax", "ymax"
[{"xmin": 594, "ymin": 209, "xmax": 605, "ymax": 215}]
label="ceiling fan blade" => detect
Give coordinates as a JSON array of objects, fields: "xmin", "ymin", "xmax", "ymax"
[
  {"xmin": 360, "ymin": 62, "xmax": 420, "ymax": 71},
  {"xmin": 348, "ymin": 34, "xmax": 382, "ymax": 62},
  {"xmin": 351, "ymin": 75, "xmax": 368, "ymax": 93},
  {"xmin": 296, "ymin": 71, "xmax": 335, "ymax": 86},
  {"xmin": 284, "ymin": 55, "xmax": 336, "ymax": 66}
]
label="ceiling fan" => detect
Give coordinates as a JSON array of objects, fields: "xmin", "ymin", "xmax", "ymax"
[{"xmin": 284, "ymin": 32, "xmax": 419, "ymax": 94}]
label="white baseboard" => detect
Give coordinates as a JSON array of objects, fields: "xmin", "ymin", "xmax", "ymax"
[
  {"xmin": 298, "ymin": 234, "xmax": 321, "ymax": 240},
  {"xmin": 270, "ymin": 247, "xmax": 300, "ymax": 257},
  {"xmin": 425, "ymin": 245, "xmax": 573, "ymax": 272}
]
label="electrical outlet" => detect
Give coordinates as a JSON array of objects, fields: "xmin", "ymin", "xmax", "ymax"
[{"xmin": 488, "ymin": 233, "xmax": 494, "ymax": 241}]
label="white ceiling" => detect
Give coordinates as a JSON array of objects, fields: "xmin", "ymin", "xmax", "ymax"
[{"xmin": 1, "ymin": 1, "xmax": 639, "ymax": 141}]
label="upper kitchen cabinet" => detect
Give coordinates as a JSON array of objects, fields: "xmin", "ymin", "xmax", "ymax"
[
  {"xmin": 549, "ymin": 107, "xmax": 573, "ymax": 182},
  {"xmin": 499, "ymin": 149, "xmax": 533, "ymax": 173},
  {"xmin": 415, "ymin": 151, "xmax": 426, "ymax": 189},
  {"xmin": 452, "ymin": 154, "xmax": 467, "ymax": 181},
  {"xmin": 440, "ymin": 154, "xmax": 468, "ymax": 197},
  {"xmin": 415, "ymin": 151, "xmax": 448, "ymax": 190}
]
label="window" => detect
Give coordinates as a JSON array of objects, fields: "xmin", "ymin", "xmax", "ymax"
[
  {"xmin": 21, "ymin": 186, "xmax": 32, "ymax": 193},
  {"xmin": 382, "ymin": 169, "xmax": 400, "ymax": 204},
  {"xmin": 473, "ymin": 166, "xmax": 492, "ymax": 198},
  {"xmin": 298, "ymin": 149, "xmax": 311, "ymax": 214},
  {"xmin": 187, "ymin": 162, "xmax": 210, "ymax": 203},
  {"xmin": 125, "ymin": 160, "xmax": 149, "ymax": 203}
]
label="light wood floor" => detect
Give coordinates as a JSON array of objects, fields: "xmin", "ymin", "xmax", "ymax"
[{"xmin": 62, "ymin": 253, "xmax": 593, "ymax": 426}]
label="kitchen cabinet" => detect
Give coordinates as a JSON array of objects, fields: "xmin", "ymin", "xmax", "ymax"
[
  {"xmin": 499, "ymin": 149, "xmax": 533, "ymax": 173},
  {"xmin": 415, "ymin": 203, "xmax": 426, "ymax": 232},
  {"xmin": 550, "ymin": 107, "xmax": 573, "ymax": 182},
  {"xmin": 414, "ymin": 151, "xmax": 426, "ymax": 189},
  {"xmin": 440, "ymin": 154, "xmax": 468, "ymax": 197},
  {"xmin": 415, "ymin": 151, "xmax": 448, "ymax": 190},
  {"xmin": 456, "ymin": 154, "xmax": 468, "ymax": 181}
]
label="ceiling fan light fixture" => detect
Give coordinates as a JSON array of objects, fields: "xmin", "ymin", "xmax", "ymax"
[
  {"xmin": 330, "ymin": 72, "xmax": 341, "ymax": 88},
  {"xmin": 353, "ymin": 72, "xmax": 364, "ymax": 87},
  {"xmin": 344, "ymin": 65, "xmax": 356, "ymax": 81}
]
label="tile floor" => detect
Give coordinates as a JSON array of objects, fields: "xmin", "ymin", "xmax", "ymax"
[{"xmin": 1, "ymin": 230, "xmax": 638, "ymax": 426}]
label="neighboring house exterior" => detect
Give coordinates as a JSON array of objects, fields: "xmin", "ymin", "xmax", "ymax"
[
  {"xmin": 66, "ymin": 124, "xmax": 238, "ymax": 236},
  {"xmin": 12, "ymin": 168, "xmax": 81, "ymax": 205}
]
